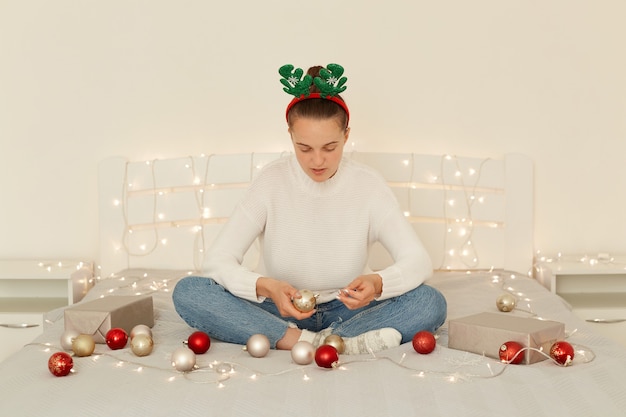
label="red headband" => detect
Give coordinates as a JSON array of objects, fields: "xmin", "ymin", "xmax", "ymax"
[{"xmin": 285, "ymin": 93, "xmax": 350, "ymax": 125}]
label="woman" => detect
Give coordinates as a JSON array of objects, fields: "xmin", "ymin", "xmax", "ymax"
[{"xmin": 173, "ymin": 64, "xmax": 447, "ymax": 355}]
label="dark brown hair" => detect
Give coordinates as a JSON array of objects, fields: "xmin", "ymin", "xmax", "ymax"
[{"xmin": 286, "ymin": 66, "xmax": 349, "ymax": 129}]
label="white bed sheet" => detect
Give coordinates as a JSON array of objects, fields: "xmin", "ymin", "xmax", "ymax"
[{"xmin": 1, "ymin": 270, "xmax": 625, "ymax": 417}]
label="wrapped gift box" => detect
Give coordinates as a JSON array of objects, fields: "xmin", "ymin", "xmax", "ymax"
[
  {"xmin": 448, "ymin": 312, "xmax": 565, "ymax": 364},
  {"xmin": 64, "ymin": 295, "xmax": 153, "ymax": 343}
]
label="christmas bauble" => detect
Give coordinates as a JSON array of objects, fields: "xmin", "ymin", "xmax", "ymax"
[
  {"xmin": 315, "ymin": 345, "xmax": 339, "ymax": 368},
  {"xmin": 499, "ymin": 341, "xmax": 525, "ymax": 364},
  {"xmin": 291, "ymin": 341, "xmax": 315, "ymax": 365},
  {"xmin": 292, "ymin": 289, "xmax": 317, "ymax": 313},
  {"xmin": 130, "ymin": 334, "xmax": 154, "ymax": 357},
  {"xmin": 130, "ymin": 324, "xmax": 153, "ymax": 340},
  {"xmin": 106, "ymin": 328, "xmax": 129, "ymax": 350},
  {"xmin": 60, "ymin": 329, "xmax": 80, "ymax": 350},
  {"xmin": 550, "ymin": 341, "xmax": 574, "ymax": 366},
  {"xmin": 412, "ymin": 330, "xmax": 436, "ymax": 354},
  {"xmin": 48, "ymin": 352, "xmax": 74, "ymax": 377},
  {"xmin": 171, "ymin": 347, "xmax": 196, "ymax": 372},
  {"xmin": 186, "ymin": 331, "xmax": 211, "ymax": 354},
  {"xmin": 496, "ymin": 293, "xmax": 517, "ymax": 312},
  {"xmin": 245, "ymin": 334, "xmax": 270, "ymax": 358},
  {"xmin": 72, "ymin": 334, "xmax": 96, "ymax": 357},
  {"xmin": 323, "ymin": 334, "xmax": 346, "ymax": 354}
]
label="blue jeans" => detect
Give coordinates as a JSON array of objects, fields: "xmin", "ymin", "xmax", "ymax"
[{"xmin": 172, "ymin": 276, "xmax": 447, "ymax": 348}]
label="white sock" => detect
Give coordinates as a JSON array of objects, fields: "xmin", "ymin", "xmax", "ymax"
[
  {"xmin": 298, "ymin": 328, "xmax": 333, "ymax": 347},
  {"xmin": 299, "ymin": 328, "xmax": 401, "ymax": 355},
  {"xmin": 342, "ymin": 328, "xmax": 402, "ymax": 355}
]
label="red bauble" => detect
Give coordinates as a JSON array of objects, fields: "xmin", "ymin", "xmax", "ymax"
[
  {"xmin": 412, "ymin": 330, "xmax": 436, "ymax": 354},
  {"xmin": 106, "ymin": 327, "xmax": 129, "ymax": 350},
  {"xmin": 48, "ymin": 352, "xmax": 74, "ymax": 377},
  {"xmin": 550, "ymin": 341, "xmax": 575, "ymax": 366},
  {"xmin": 187, "ymin": 331, "xmax": 211, "ymax": 354},
  {"xmin": 315, "ymin": 345, "xmax": 339, "ymax": 368},
  {"xmin": 499, "ymin": 341, "xmax": 525, "ymax": 364}
]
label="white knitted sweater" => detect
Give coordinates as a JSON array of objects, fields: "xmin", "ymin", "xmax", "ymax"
[{"xmin": 204, "ymin": 154, "xmax": 432, "ymax": 303}]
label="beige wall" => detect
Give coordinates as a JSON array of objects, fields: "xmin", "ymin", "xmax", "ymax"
[{"xmin": 1, "ymin": 1, "xmax": 625, "ymax": 263}]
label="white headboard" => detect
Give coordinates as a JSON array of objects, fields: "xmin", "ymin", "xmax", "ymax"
[{"xmin": 98, "ymin": 152, "xmax": 533, "ymax": 278}]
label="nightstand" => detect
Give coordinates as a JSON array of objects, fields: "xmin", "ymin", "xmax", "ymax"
[
  {"xmin": 535, "ymin": 254, "xmax": 626, "ymax": 347},
  {"xmin": 0, "ymin": 260, "xmax": 94, "ymax": 362}
]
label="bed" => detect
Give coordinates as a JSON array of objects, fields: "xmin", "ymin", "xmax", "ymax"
[{"xmin": 1, "ymin": 152, "xmax": 625, "ymax": 417}]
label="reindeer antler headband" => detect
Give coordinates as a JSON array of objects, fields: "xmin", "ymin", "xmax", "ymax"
[{"xmin": 279, "ymin": 63, "xmax": 350, "ymax": 124}]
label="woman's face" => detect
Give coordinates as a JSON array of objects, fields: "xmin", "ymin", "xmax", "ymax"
[{"xmin": 289, "ymin": 117, "xmax": 350, "ymax": 182}]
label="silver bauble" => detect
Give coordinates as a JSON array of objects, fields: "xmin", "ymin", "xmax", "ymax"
[
  {"xmin": 292, "ymin": 289, "xmax": 317, "ymax": 313},
  {"xmin": 496, "ymin": 293, "xmax": 517, "ymax": 312},
  {"xmin": 60, "ymin": 329, "xmax": 80, "ymax": 350},
  {"xmin": 244, "ymin": 334, "xmax": 271, "ymax": 358},
  {"xmin": 291, "ymin": 341, "xmax": 315, "ymax": 365},
  {"xmin": 171, "ymin": 347, "xmax": 196, "ymax": 372},
  {"xmin": 130, "ymin": 324, "xmax": 153, "ymax": 340}
]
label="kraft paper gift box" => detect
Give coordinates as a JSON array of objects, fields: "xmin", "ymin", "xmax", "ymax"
[
  {"xmin": 64, "ymin": 295, "xmax": 154, "ymax": 343},
  {"xmin": 448, "ymin": 312, "xmax": 565, "ymax": 364}
]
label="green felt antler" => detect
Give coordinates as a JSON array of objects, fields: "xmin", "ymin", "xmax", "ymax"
[
  {"xmin": 313, "ymin": 64, "xmax": 347, "ymax": 97},
  {"xmin": 279, "ymin": 65, "xmax": 313, "ymax": 97}
]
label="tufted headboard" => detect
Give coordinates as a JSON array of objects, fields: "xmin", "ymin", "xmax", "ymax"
[{"xmin": 98, "ymin": 152, "xmax": 533, "ymax": 277}]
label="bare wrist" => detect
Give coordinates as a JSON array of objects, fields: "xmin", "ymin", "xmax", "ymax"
[
  {"xmin": 371, "ymin": 274, "xmax": 383, "ymax": 295},
  {"xmin": 256, "ymin": 276, "xmax": 274, "ymax": 298}
]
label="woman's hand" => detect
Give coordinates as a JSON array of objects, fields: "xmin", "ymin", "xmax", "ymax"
[
  {"xmin": 337, "ymin": 274, "xmax": 383, "ymax": 310},
  {"xmin": 256, "ymin": 277, "xmax": 316, "ymax": 320}
]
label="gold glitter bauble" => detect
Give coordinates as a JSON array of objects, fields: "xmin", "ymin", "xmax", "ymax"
[
  {"xmin": 292, "ymin": 289, "xmax": 317, "ymax": 313},
  {"xmin": 130, "ymin": 334, "xmax": 154, "ymax": 357},
  {"xmin": 323, "ymin": 334, "xmax": 346, "ymax": 354},
  {"xmin": 496, "ymin": 293, "xmax": 517, "ymax": 312}
]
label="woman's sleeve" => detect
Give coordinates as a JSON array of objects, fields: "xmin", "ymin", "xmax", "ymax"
[
  {"xmin": 372, "ymin": 199, "xmax": 433, "ymax": 300},
  {"xmin": 203, "ymin": 195, "xmax": 267, "ymax": 303}
]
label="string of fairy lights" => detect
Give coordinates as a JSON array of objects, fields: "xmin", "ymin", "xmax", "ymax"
[
  {"xmin": 437, "ymin": 155, "xmax": 492, "ymax": 270},
  {"xmin": 115, "ymin": 152, "xmax": 507, "ymax": 276},
  {"xmin": 33, "ymin": 268, "xmax": 596, "ymax": 387},
  {"xmin": 30, "ymin": 337, "xmax": 596, "ymax": 387},
  {"xmin": 27, "ymin": 153, "xmax": 604, "ymax": 387},
  {"xmin": 117, "ymin": 153, "xmax": 292, "ymax": 273}
]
